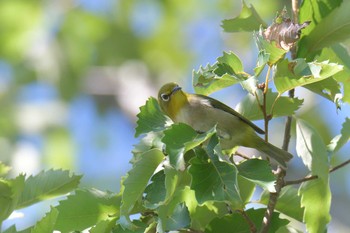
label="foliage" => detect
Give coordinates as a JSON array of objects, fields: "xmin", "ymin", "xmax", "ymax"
[
  {"xmin": 1, "ymin": 0, "xmax": 350, "ymax": 232},
  {"xmin": 0, "ymin": 168, "xmax": 81, "ymax": 231}
]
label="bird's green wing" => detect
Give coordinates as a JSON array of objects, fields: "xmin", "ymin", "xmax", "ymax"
[{"xmin": 197, "ymin": 94, "xmax": 265, "ymax": 134}]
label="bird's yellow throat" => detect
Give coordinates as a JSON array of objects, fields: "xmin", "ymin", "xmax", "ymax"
[{"xmin": 166, "ymin": 91, "xmax": 188, "ymax": 121}]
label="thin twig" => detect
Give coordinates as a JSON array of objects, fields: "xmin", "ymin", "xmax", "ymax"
[
  {"xmin": 237, "ymin": 209, "xmax": 257, "ymax": 233},
  {"xmin": 285, "ymin": 158, "xmax": 350, "ymax": 186},
  {"xmin": 330, "ymin": 158, "xmax": 350, "ymax": 172},
  {"xmin": 284, "ymin": 173, "xmax": 316, "ymax": 186}
]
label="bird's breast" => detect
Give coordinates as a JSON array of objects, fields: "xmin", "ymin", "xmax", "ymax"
[{"xmin": 174, "ymin": 103, "xmax": 235, "ymax": 140}]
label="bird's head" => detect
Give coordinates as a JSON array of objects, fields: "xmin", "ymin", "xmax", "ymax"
[{"xmin": 158, "ymin": 82, "xmax": 187, "ymax": 120}]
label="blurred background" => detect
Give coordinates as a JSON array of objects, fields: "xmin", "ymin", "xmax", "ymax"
[{"xmin": 1, "ymin": 0, "xmax": 349, "ymax": 231}]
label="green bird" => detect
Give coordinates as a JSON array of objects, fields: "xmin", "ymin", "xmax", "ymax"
[{"xmin": 158, "ymin": 82, "xmax": 293, "ymax": 167}]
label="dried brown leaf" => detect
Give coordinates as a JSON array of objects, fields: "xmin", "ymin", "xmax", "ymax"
[{"xmin": 263, "ymin": 9, "xmax": 310, "ymax": 50}]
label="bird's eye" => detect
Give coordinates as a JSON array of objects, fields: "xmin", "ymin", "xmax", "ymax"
[{"xmin": 161, "ymin": 93, "xmax": 170, "ymax": 101}]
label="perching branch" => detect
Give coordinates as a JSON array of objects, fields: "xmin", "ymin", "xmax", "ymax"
[{"xmin": 285, "ymin": 158, "xmax": 350, "ymax": 186}]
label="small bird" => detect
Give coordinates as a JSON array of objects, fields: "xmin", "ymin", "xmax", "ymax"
[{"xmin": 158, "ymin": 82, "xmax": 293, "ymax": 167}]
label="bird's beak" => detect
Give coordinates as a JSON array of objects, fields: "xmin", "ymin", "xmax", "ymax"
[{"xmin": 171, "ymin": 85, "xmax": 182, "ymax": 95}]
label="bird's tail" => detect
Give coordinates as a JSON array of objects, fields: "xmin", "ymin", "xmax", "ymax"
[{"xmin": 257, "ymin": 140, "xmax": 293, "ymax": 168}]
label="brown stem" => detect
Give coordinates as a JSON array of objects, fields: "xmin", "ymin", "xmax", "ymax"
[
  {"xmin": 260, "ymin": 167, "xmax": 285, "ymax": 233},
  {"xmin": 330, "ymin": 158, "xmax": 350, "ymax": 172},
  {"xmin": 285, "ymin": 158, "xmax": 350, "ymax": 186},
  {"xmin": 237, "ymin": 209, "xmax": 257, "ymax": 233}
]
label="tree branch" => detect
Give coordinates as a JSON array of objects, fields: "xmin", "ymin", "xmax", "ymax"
[
  {"xmin": 260, "ymin": 167, "xmax": 285, "ymax": 233},
  {"xmin": 260, "ymin": 1, "xmax": 299, "ymax": 232},
  {"xmin": 285, "ymin": 158, "xmax": 350, "ymax": 186}
]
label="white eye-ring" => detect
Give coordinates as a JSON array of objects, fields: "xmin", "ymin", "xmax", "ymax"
[{"xmin": 161, "ymin": 93, "xmax": 170, "ymax": 101}]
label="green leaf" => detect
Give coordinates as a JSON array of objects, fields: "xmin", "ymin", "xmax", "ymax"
[
  {"xmin": 157, "ymin": 186, "xmax": 193, "ymax": 232},
  {"xmin": 132, "ymin": 131, "xmax": 164, "ymax": 162},
  {"xmin": 31, "ymin": 207, "xmax": 59, "ymax": 233},
  {"xmin": 144, "ymin": 170, "xmax": 166, "ymax": 209},
  {"xmin": 299, "ymin": 0, "xmax": 342, "ymax": 36},
  {"xmin": 114, "ymin": 220, "xmax": 150, "ymax": 233},
  {"xmin": 162, "ymin": 123, "xmax": 196, "ymax": 170},
  {"xmin": 193, "ymin": 65, "xmax": 238, "ymax": 96},
  {"xmin": 158, "ymin": 174, "xmax": 227, "ymax": 231},
  {"xmin": 236, "ymin": 89, "xmax": 303, "ymax": 120},
  {"xmin": 113, "ymin": 221, "xmax": 147, "ymax": 233},
  {"xmin": 260, "ymin": 186, "xmax": 304, "ymax": 222},
  {"xmin": 164, "ymin": 165, "xmax": 191, "ymax": 205},
  {"xmin": 16, "ymin": 169, "xmax": 82, "ymax": 209},
  {"xmin": 135, "ymin": 97, "xmax": 169, "ymax": 137},
  {"xmin": 120, "ymin": 149, "xmax": 164, "ymax": 226},
  {"xmin": 216, "ymin": 51, "xmax": 244, "ymax": 74},
  {"xmin": 90, "ymin": 218, "xmax": 117, "ymax": 233},
  {"xmin": 296, "ymin": 119, "xmax": 331, "ymax": 233},
  {"xmin": 55, "ymin": 189, "xmax": 120, "ymax": 232},
  {"xmin": 303, "ymin": 78, "xmax": 341, "ymax": 106},
  {"xmin": 237, "ymin": 175, "xmax": 255, "ymax": 204},
  {"xmin": 193, "ymin": 52, "xmax": 246, "ymax": 95},
  {"xmin": 238, "ymin": 159, "xmax": 276, "ymax": 192},
  {"xmin": 298, "ymin": 0, "xmax": 350, "ymax": 58},
  {"xmin": 0, "ymin": 161, "xmax": 11, "ymax": 177},
  {"xmin": 255, "ymin": 31, "xmax": 287, "ymax": 65},
  {"xmin": 205, "ymin": 208, "xmax": 289, "ymax": 233},
  {"xmin": 299, "ymin": 179, "xmax": 331, "ymax": 233},
  {"xmin": 254, "ymin": 50, "xmax": 270, "ymax": 77},
  {"xmin": 189, "ymin": 136, "xmax": 242, "ymax": 207},
  {"xmin": 164, "ymin": 165, "xmax": 179, "ymax": 202},
  {"xmin": 240, "ymin": 76, "xmax": 258, "ymax": 95},
  {"xmin": 157, "ymin": 172, "xmax": 224, "ymax": 231},
  {"xmin": 274, "ymin": 59, "xmax": 343, "ymax": 94},
  {"xmin": 162, "ymin": 123, "xmax": 216, "ymax": 170},
  {"xmin": 163, "ymin": 203, "xmax": 190, "ymax": 231},
  {"xmin": 221, "ymin": 1, "xmax": 267, "ymax": 32},
  {"xmin": 328, "ymin": 117, "xmax": 350, "ymax": 153},
  {"xmin": 296, "ymin": 119, "xmax": 329, "ymax": 179},
  {"xmin": 190, "ymin": 201, "xmax": 228, "ymax": 231},
  {"xmin": 316, "ymin": 44, "xmax": 350, "ymax": 104},
  {"xmin": 0, "ymin": 174, "xmax": 25, "ymax": 222}
]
